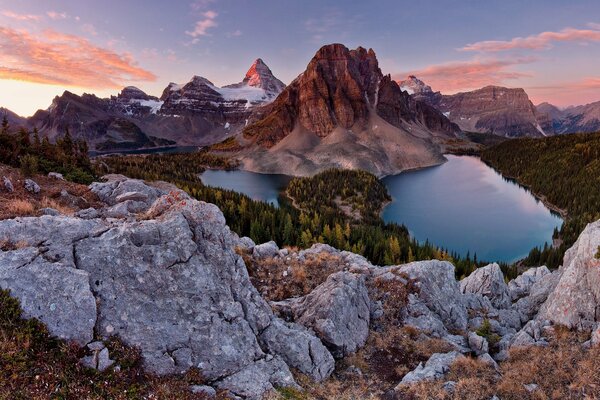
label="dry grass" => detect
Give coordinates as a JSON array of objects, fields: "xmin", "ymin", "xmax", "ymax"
[
  {"xmin": 4, "ymin": 198, "xmax": 35, "ymax": 216},
  {"xmin": 399, "ymin": 327, "xmax": 600, "ymax": 400},
  {"xmin": 40, "ymin": 196, "xmax": 75, "ymax": 216},
  {"xmin": 242, "ymin": 251, "xmax": 348, "ymax": 301},
  {"xmin": 0, "ymin": 164, "xmax": 102, "ymax": 220}
]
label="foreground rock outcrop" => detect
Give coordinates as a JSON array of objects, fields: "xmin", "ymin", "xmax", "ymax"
[{"xmin": 0, "ymin": 175, "xmax": 332, "ymax": 399}]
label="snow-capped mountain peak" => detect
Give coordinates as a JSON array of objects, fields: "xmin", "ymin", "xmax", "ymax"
[{"xmin": 225, "ymin": 58, "xmax": 285, "ymax": 99}]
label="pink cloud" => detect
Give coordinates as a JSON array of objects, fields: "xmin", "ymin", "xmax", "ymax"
[
  {"xmin": 0, "ymin": 26, "xmax": 156, "ymax": 89},
  {"xmin": 462, "ymin": 27, "xmax": 600, "ymax": 52},
  {"xmin": 394, "ymin": 58, "xmax": 533, "ymax": 93},
  {"xmin": 1, "ymin": 11, "xmax": 42, "ymax": 21},
  {"xmin": 186, "ymin": 10, "xmax": 218, "ymax": 38}
]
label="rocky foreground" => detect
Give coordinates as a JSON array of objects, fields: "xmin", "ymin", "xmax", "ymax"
[{"xmin": 1, "ymin": 175, "xmax": 600, "ymax": 398}]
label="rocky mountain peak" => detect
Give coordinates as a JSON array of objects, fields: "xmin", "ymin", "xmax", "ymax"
[
  {"xmin": 117, "ymin": 86, "xmax": 155, "ymax": 102},
  {"xmin": 223, "ymin": 58, "xmax": 286, "ymax": 99},
  {"xmin": 243, "ymin": 59, "xmax": 285, "ymax": 92},
  {"xmin": 398, "ymin": 75, "xmax": 434, "ymax": 95}
]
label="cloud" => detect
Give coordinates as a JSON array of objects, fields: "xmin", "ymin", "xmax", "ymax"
[
  {"xmin": 186, "ymin": 10, "xmax": 218, "ymax": 38},
  {"xmin": 191, "ymin": 0, "xmax": 215, "ymax": 11},
  {"xmin": 81, "ymin": 23, "xmax": 98, "ymax": 36},
  {"xmin": 394, "ymin": 58, "xmax": 534, "ymax": 93},
  {"xmin": 1, "ymin": 11, "xmax": 42, "ymax": 21},
  {"xmin": 462, "ymin": 27, "xmax": 600, "ymax": 52},
  {"xmin": 304, "ymin": 9, "xmax": 343, "ymax": 43},
  {"xmin": 46, "ymin": 11, "xmax": 68, "ymax": 20},
  {"xmin": 0, "ymin": 26, "xmax": 156, "ymax": 89},
  {"xmin": 227, "ymin": 29, "xmax": 242, "ymax": 38}
]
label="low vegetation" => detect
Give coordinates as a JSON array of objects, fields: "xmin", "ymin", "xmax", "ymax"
[
  {"xmin": 482, "ymin": 132, "xmax": 600, "ymax": 268},
  {"xmin": 0, "ymin": 117, "xmax": 95, "ymax": 184},
  {"xmin": 399, "ymin": 327, "xmax": 600, "ymax": 400},
  {"xmin": 0, "ymin": 164, "xmax": 101, "ymax": 220},
  {"xmin": 0, "ymin": 289, "xmax": 213, "ymax": 399}
]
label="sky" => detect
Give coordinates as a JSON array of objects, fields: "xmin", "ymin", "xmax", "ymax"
[{"xmin": 1, "ymin": 0, "xmax": 600, "ymax": 116}]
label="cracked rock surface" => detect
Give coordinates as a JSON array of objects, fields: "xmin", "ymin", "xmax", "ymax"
[{"xmin": 0, "ymin": 175, "xmax": 333, "ymax": 399}]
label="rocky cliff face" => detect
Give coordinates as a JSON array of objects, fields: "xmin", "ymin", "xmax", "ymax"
[
  {"xmin": 239, "ymin": 44, "xmax": 459, "ymax": 177},
  {"xmin": 2, "ymin": 174, "xmax": 600, "ymax": 397},
  {"xmin": 399, "ymin": 77, "xmax": 551, "ymax": 137},
  {"xmin": 21, "ymin": 60, "xmax": 285, "ymax": 151}
]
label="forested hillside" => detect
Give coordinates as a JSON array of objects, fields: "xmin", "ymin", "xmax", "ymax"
[
  {"xmin": 98, "ymin": 154, "xmax": 493, "ymax": 278},
  {"xmin": 0, "ymin": 117, "xmax": 93, "ymax": 183},
  {"xmin": 481, "ymin": 132, "xmax": 600, "ymax": 268}
]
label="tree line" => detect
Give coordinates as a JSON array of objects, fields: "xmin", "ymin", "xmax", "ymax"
[
  {"xmin": 0, "ymin": 116, "xmax": 94, "ymax": 183},
  {"xmin": 481, "ymin": 132, "xmax": 600, "ymax": 268}
]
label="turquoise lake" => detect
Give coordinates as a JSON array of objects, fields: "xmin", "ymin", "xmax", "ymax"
[{"xmin": 200, "ymin": 155, "xmax": 563, "ymax": 262}]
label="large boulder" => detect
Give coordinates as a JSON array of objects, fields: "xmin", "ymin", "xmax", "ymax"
[
  {"xmin": 397, "ymin": 351, "xmax": 464, "ymax": 386},
  {"xmin": 460, "ymin": 263, "xmax": 511, "ymax": 309},
  {"xmin": 400, "ymin": 260, "xmax": 468, "ymax": 333},
  {"xmin": 260, "ymin": 319, "xmax": 334, "ymax": 381},
  {"xmin": 512, "ymin": 270, "xmax": 561, "ymax": 321},
  {"xmin": 272, "ymin": 271, "xmax": 370, "ymax": 358},
  {"xmin": 508, "ymin": 266, "xmax": 551, "ymax": 301},
  {"xmin": 252, "ymin": 240, "xmax": 279, "ymax": 258},
  {"xmin": 538, "ymin": 220, "xmax": 600, "ymax": 329}
]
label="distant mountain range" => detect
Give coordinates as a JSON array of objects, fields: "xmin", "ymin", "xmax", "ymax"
[
  {"xmin": 1, "ymin": 42, "xmax": 600, "ymax": 174},
  {"xmin": 2, "ymin": 59, "xmax": 285, "ymax": 151},
  {"xmin": 398, "ymin": 75, "xmax": 600, "ymax": 137}
]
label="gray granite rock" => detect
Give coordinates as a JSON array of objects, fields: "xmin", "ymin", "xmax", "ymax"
[
  {"xmin": 39, "ymin": 207, "xmax": 60, "ymax": 216},
  {"xmin": 513, "ymin": 270, "xmax": 560, "ymax": 321},
  {"xmin": 24, "ymin": 178, "xmax": 40, "ymax": 194},
  {"xmin": 252, "ymin": 240, "xmax": 280, "ymax": 258},
  {"xmin": 460, "ymin": 263, "xmax": 511, "ymax": 309},
  {"xmin": 0, "ymin": 178, "xmax": 323, "ymax": 398},
  {"xmin": 468, "ymin": 332, "xmax": 489, "ymax": 356},
  {"xmin": 400, "ymin": 260, "xmax": 468, "ymax": 333},
  {"xmin": 511, "ymin": 320, "xmax": 550, "ymax": 347},
  {"xmin": 214, "ymin": 356, "xmax": 298, "ymax": 400},
  {"xmin": 508, "ymin": 266, "xmax": 551, "ymax": 301},
  {"xmin": 538, "ymin": 220, "xmax": 600, "ymax": 330},
  {"xmin": 398, "ymin": 351, "xmax": 464, "ymax": 385},
  {"xmin": 272, "ymin": 271, "xmax": 370, "ymax": 358},
  {"xmin": 3, "ymin": 176, "xmax": 14, "ymax": 192},
  {"xmin": 190, "ymin": 385, "xmax": 217, "ymax": 398},
  {"xmin": 260, "ymin": 319, "xmax": 334, "ymax": 381},
  {"xmin": 48, "ymin": 172, "xmax": 64, "ymax": 180}
]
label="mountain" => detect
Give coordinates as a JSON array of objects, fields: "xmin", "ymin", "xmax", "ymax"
[
  {"xmin": 538, "ymin": 100, "xmax": 600, "ymax": 134},
  {"xmin": 238, "ymin": 44, "xmax": 459, "ymax": 177},
  {"xmin": 0, "ymin": 107, "xmax": 27, "ymax": 130},
  {"xmin": 224, "ymin": 58, "xmax": 285, "ymax": 98},
  {"xmin": 21, "ymin": 59, "xmax": 285, "ymax": 151},
  {"xmin": 398, "ymin": 77, "xmax": 551, "ymax": 137}
]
